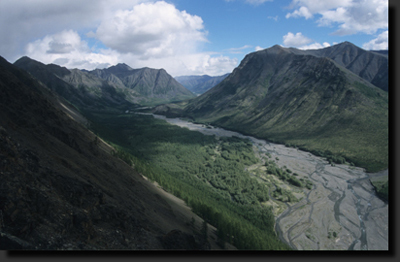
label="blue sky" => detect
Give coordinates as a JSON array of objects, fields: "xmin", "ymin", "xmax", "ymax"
[{"xmin": 0, "ymin": 0, "xmax": 389, "ymax": 76}]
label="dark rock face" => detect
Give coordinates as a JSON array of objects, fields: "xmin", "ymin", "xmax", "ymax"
[{"xmin": 0, "ymin": 56, "xmax": 207, "ymax": 250}]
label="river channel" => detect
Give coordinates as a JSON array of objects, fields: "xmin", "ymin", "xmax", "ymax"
[{"xmin": 139, "ymin": 113, "xmax": 389, "ymax": 250}]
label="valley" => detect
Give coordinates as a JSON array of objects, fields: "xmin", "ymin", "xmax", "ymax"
[
  {"xmin": 141, "ymin": 113, "xmax": 388, "ymax": 250},
  {"xmin": 0, "ymin": 41, "xmax": 389, "ymax": 251}
]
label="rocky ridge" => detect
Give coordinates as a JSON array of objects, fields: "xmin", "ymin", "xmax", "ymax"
[
  {"xmin": 0, "ymin": 56, "xmax": 213, "ymax": 250},
  {"xmin": 174, "ymin": 42, "xmax": 388, "ymax": 172},
  {"xmin": 89, "ymin": 64, "xmax": 195, "ymax": 105}
]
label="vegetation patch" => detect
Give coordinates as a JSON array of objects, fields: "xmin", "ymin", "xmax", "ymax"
[
  {"xmin": 370, "ymin": 176, "xmax": 388, "ymax": 203},
  {"xmin": 84, "ymin": 111, "xmax": 291, "ymax": 250}
]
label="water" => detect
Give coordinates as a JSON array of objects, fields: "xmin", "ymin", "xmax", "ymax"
[{"xmin": 136, "ymin": 113, "xmax": 388, "ymax": 250}]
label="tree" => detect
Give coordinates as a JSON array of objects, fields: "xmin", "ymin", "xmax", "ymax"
[{"xmin": 201, "ymin": 220, "xmax": 208, "ymax": 239}]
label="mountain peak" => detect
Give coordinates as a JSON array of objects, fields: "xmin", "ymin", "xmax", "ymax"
[
  {"xmin": 264, "ymin": 44, "xmax": 291, "ymax": 55},
  {"xmin": 14, "ymin": 56, "xmax": 43, "ymax": 66},
  {"xmin": 113, "ymin": 63, "xmax": 133, "ymax": 71},
  {"xmin": 271, "ymin": 44, "xmax": 284, "ymax": 49}
]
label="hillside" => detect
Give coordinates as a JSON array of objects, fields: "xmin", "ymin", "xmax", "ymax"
[
  {"xmin": 90, "ymin": 64, "xmax": 195, "ymax": 106},
  {"xmin": 287, "ymin": 42, "xmax": 388, "ymax": 91},
  {"xmin": 178, "ymin": 43, "xmax": 388, "ymax": 172},
  {"xmin": 0, "ymin": 56, "xmax": 215, "ymax": 250},
  {"xmin": 175, "ymin": 74, "xmax": 230, "ymax": 95}
]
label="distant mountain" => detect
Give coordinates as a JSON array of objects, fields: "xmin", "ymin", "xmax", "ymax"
[
  {"xmin": 175, "ymin": 74, "xmax": 230, "ymax": 95},
  {"xmin": 13, "ymin": 57, "xmax": 133, "ymax": 110},
  {"xmin": 14, "ymin": 58, "xmax": 195, "ymax": 108},
  {"xmin": 174, "ymin": 43, "xmax": 388, "ymax": 172},
  {"xmin": 371, "ymin": 50, "xmax": 388, "ymax": 56},
  {"xmin": 90, "ymin": 64, "xmax": 195, "ymax": 105},
  {"xmin": 0, "ymin": 56, "xmax": 210, "ymax": 250}
]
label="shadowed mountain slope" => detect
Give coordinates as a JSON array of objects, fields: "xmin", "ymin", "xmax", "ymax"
[
  {"xmin": 0, "ymin": 56, "xmax": 212, "ymax": 250},
  {"xmin": 179, "ymin": 43, "xmax": 388, "ymax": 172}
]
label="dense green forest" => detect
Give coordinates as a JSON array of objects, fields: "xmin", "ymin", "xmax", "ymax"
[{"xmin": 84, "ymin": 110, "xmax": 295, "ymax": 250}]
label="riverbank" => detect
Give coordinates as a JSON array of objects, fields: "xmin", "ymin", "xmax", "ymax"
[{"xmin": 146, "ymin": 113, "xmax": 388, "ymax": 250}]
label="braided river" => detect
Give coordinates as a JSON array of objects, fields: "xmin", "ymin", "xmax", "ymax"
[{"xmin": 142, "ymin": 113, "xmax": 389, "ymax": 250}]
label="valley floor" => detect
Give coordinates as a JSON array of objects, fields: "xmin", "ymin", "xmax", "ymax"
[{"xmin": 152, "ymin": 114, "xmax": 388, "ymax": 250}]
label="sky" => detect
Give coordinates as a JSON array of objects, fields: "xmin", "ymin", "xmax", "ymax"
[{"xmin": 0, "ymin": 0, "xmax": 389, "ymax": 77}]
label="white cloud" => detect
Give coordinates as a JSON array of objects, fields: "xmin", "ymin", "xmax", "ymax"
[
  {"xmin": 282, "ymin": 32, "xmax": 331, "ymax": 50},
  {"xmin": 286, "ymin": 6, "xmax": 313, "ymax": 19},
  {"xmin": 283, "ymin": 32, "xmax": 313, "ymax": 47},
  {"xmin": 297, "ymin": 42, "xmax": 331, "ymax": 50},
  {"xmin": 286, "ymin": 0, "xmax": 388, "ymax": 35},
  {"xmin": 255, "ymin": 46, "xmax": 264, "ymax": 51},
  {"xmin": 267, "ymin": 15, "xmax": 279, "ymax": 21},
  {"xmin": 362, "ymin": 30, "xmax": 388, "ymax": 50},
  {"xmin": 226, "ymin": 45, "xmax": 253, "ymax": 54},
  {"xmin": 25, "ymin": 30, "xmax": 119, "ymax": 69},
  {"xmin": 2, "ymin": 1, "xmax": 237, "ymax": 76},
  {"xmin": 95, "ymin": 1, "xmax": 207, "ymax": 59},
  {"xmin": 23, "ymin": 29, "xmax": 237, "ymax": 76},
  {"xmin": 0, "ymin": 0, "xmax": 148, "ymax": 61}
]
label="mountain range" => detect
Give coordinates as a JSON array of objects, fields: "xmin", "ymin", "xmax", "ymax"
[
  {"xmin": 0, "ymin": 40, "xmax": 389, "ymax": 249},
  {"xmin": 13, "ymin": 57, "xmax": 195, "ymax": 109},
  {"xmin": 175, "ymin": 74, "xmax": 230, "ymax": 95},
  {"xmin": 285, "ymin": 41, "xmax": 388, "ymax": 91},
  {"xmin": 158, "ymin": 42, "xmax": 388, "ymax": 172},
  {"xmin": 90, "ymin": 64, "xmax": 195, "ymax": 105}
]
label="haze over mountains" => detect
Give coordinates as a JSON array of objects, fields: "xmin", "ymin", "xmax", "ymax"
[
  {"xmin": 160, "ymin": 42, "xmax": 388, "ymax": 172},
  {"xmin": 175, "ymin": 74, "xmax": 230, "ymax": 95}
]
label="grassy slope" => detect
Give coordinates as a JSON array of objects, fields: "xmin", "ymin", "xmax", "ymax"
[{"xmin": 183, "ymin": 69, "xmax": 388, "ymax": 173}]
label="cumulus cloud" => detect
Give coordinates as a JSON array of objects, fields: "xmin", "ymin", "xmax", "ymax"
[
  {"xmin": 23, "ymin": 29, "xmax": 237, "ymax": 76},
  {"xmin": 362, "ymin": 30, "xmax": 388, "ymax": 50},
  {"xmin": 297, "ymin": 42, "xmax": 331, "ymax": 50},
  {"xmin": 286, "ymin": 6, "xmax": 313, "ymax": 19},
  {"xmin": 282, "ymin": 32, "xmax": 331, "ymax": 50},
  {"xmin": 95, "ymin": 1, "xmax": 207, "ymax": 59},
  {"xmin": 3, "ymin": 1, "xmax": 237, "ymax": 76},
  {"xmin": 286, "ymin": 0, "xmax": 388, "ymax": 35},
  {"xmin": 283, "ymin": 32, "xmax": 313, "ymax": 47},
  {"xmin": 25, "ymin": 30, "xmax": 119, "ymax": 69},
  {"xmin": 0, "ymin": 0, "xmax": 147, "ymax": 61}
]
